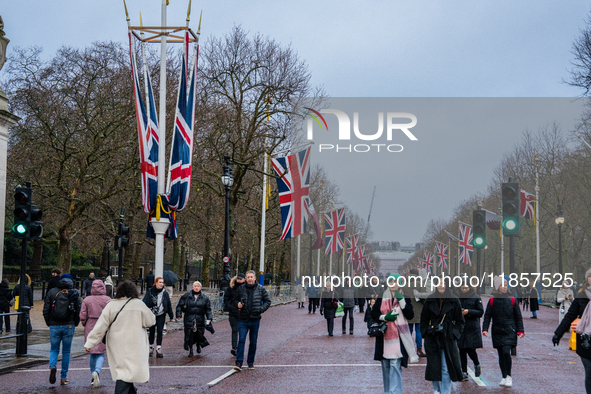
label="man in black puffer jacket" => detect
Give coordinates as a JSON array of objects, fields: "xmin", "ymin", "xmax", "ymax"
[
  {"xmin": 224, "ymin": 273, "xmax": 245, "ymax": 356},
  {"xmin": 232, "ymin": 270, "xmax": 271, "ymax": 371}
]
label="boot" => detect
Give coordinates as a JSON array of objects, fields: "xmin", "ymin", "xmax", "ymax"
[
  {"xmin": 188, "ymin": 346, "xmax": 194, "ymax": 357},
  {"xmin": 417, "ymin": 348, "xmax": 427, "ymax": 357},
  {"xmin": 149, "ymin": 346, "xmax": 154, "ymax": 357}
]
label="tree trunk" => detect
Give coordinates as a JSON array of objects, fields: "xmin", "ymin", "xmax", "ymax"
[
  {"xmin": 57, "ymin": 230, "xmax": 71, "ymax": 273},
  {"xmin": 179, "ymin": 243, "xmax": 186, "ymax": 291},
  {"xmin": 100, "ymin": 243, "xmax": 109, "ymax": 278},
  {"xmin": 131, "ymin": 240, "xmax": 143, "ymax": 279},
  {"xmin": 172, "ymin": 237, "xmax": 180, "ymax": 275},
  {"xmin": 203, "ymin": 230, "xmax": 211, "ymax": 287},
  {"xmin": 123, "ymin": 245, "xmax": 134, "ymax": 280},
  {"xmin": 30, "ymin": 240, "xmax": 43, "ymax": 282}
]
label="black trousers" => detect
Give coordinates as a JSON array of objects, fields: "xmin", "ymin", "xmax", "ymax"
[
  {"xmin": 342, "ymin": 307, "xmax": 354, "ymax": 333},
  {"xmin": 148, "ymin": 313, "xmax": 166, "ymax": 346},
  {"xmin": 308, "ymin": 298, "xmax": 319, "ymax": 313},
  {"xmin": 581, "ymin": 356, "xmax": 591, "ymax": 394},
  {"xmin": 229, "ymin": 315, "xmax": 239, "ymax": 350},
  {"xmin": 460, "ymin": 348, "xmax": 480, "ymax": 372},
  {"xmin": 497, "ymin": 345, "xmax": 512, "ymax": 378},
  {"xmin": 114, "ymin": 380, "xmax": 137, "ymax": 394},
  {"xmin": 326, "ymin": 318, "xmax": 334, "ymax": 335}
]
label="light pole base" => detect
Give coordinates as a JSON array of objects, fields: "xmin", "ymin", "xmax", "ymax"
[{"xmin": 150, "ymin": 218, "xmax": 170, "ymax": 278}]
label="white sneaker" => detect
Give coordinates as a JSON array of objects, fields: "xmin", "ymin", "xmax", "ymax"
[
  {"xmin": 504, "ymin": 376, "xmax": 512, "ymax": 387},
  {"xmin": 499, "ymin": 378, "xmax": 507, "ymax": 386},
  {"xmin": 92, "ymin": 371, "xmax": 100, "ymax": 388}
]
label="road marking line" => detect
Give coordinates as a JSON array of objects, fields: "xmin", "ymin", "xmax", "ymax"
[
  {"xmin": 467, "ymin": 367, "xmax": 486, "ymax": 386},
  {"xmin": 208, "ymin": 369, "xmax": 237, "ymax": 387}
]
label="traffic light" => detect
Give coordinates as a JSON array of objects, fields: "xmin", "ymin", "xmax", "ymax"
[
  {"xmin": 29, "ymin": 205, "xmax": 43, "ymax": 240},
  {"xmin": 114, "ymin": 208, "xmax": 129, "ymax": 250},
  {"xmin": 502, "ymin": 181, "xmax": 521, "ymax": 236},
  {"xmin": 473, "ymin": 208, "xmax": 486, "ymax": 248},
  {"xmin": 13, "ymin": 187, "xmax": 31, "ymax": 239}
]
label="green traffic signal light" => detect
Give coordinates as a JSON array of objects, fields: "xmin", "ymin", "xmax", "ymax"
[
  {"xmin": 13, "ymin": 223, "xmax": 27, "ymax": 234},
  {"xmin": 474, "ymin": 236, "xmax": 484, "ymax": 246},
  {"xmin": 503, "ymin": 219, "xmax": 517, "ymax": 230}
]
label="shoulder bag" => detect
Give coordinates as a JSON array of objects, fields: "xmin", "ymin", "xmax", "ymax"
[{"xmin": 102, "ymin": 298, "xmax": 133, "ymax": 344}]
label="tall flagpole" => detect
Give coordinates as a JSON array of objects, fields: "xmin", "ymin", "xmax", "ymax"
[
  {"xmin": 535, "ymin": 153, "xmax": 541, "ymax": 302},
  {"xmin": 317, "ymin": 248, "xmax": 321, "ymax": 277},
  {"xmin": 259, "ymin": 98, "xmax": 270, "ymax": 286},
  {"xmin": 329, "ymin": 253, "xmax": 332, "ymax": 276},
  {"xmin": 500, "ymin": 208, "xmax": 504, "ymax": 275},
  {"xmin": 297, "ymin": 235, "xmax": 301, "ymax": 284}
]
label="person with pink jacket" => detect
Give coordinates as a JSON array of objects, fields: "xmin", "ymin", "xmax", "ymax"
[{"xmin": 80, "ymin": 280, "xmax": 111, "ymax": 388}]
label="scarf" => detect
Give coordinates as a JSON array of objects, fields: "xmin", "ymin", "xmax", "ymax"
[
  {"xmin": 576, "ymin": 285, "xmax": 591, "ymax": 335},
  {"xmin": 380, "ymin": 289, "xmax": 418, "ymax": 362}
]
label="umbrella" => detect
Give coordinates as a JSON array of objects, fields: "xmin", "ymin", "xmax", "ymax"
[{"xmin": 163, "ymin": 270, "xmax": 178, "ymax": 286}]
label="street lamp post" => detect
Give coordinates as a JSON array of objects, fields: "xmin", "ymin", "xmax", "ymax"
[
  {"xmin": 220, "ymin": 154, "xmax": 233, "ymax": 292},
  {"xmin": 105, "ymin": 237, "xmax": 111, "ymax": 277},
  {"xmin": 556, "ymin": 204, "xmax": 565, "ymax": 275},
  {"xmin": 185, "ymin": 249, "xmax": 190, "ymax": 291}
]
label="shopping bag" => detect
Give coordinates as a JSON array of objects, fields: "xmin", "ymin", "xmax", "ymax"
[{"xmin": 335, "ymin": 302, "xmax": 344, "ymax": 317}]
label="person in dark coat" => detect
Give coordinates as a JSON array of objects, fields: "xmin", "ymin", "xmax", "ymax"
[
  {"xmin": 364, "ymin": 298, "xmax": 376, "ymax": 331},
  {"xmin": 223, "ymin": 273, "xmax": 245, "ymax": 356},
  {"xmin": 13, "ymin": 274, "xmax": 34, "ymax": 333},
  {"xmin": 81, "ymin": 272, "xmax": 95, "ymax": 298},
  {"xmin": 145, "ymin": 270, "xmax": 155, "ymax": 293},
  {"xmin": 47, "ymin": 268, "xmax": 62, "ymax": 293},
  {"xmin": 176, "ymin": 281, "xmax": 213, "ymax": 357},
  {"xmin": 320, "ymin": 283, "xmax": 338, "ymax": 336},
  {"xmin": 458, "ymin": 283, "xmax": 483, "ymax": 380},
  {"xmin": 372, "ymin": 273, "xmax": 418, "ymax": 394},
  {"xmin": 338, "ymin": 279, "xmax": 356, "ymax": 334},
  {"xmin": 420, "ymin": 278, "xmax": 464, "ymax": 394},
  {"xmin": 553, "ymin": 268, "xmax": 591, "ymax": 393},
  {"xmin": 0, "ymin": 278, "xmax": 13, "ymax": 333},
  {"xmin": 142, "ymin": 277, "xmax": 174, "ymax": 358},
  {"xmin": 482, "ymin": 276, "xmax": 525, "ymax": 388},
  {"xmin": 305, "ymin": 279, "xmax": 320, "ymax": 314},
  {"xmin": 529, "ymin": 282, "xmax": 539, "ymax": 319}
]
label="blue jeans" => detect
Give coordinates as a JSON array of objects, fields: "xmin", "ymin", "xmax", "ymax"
[
  {"xmin": 381, "ymin": 358, "xmax": 402, "ymax": 394},
  {"xmin": 408, "ymin": 323, "xmax": 422, "ymax": 349},
  {"xmin": 49, "ymin": 325, "xmax": 75, "ymax": 379},
  {"xmin": 236, "ymin": 319, "xmax": 260, "ymax": 365},
  {"xmin": 432, "ymin": 350, "xmax": 452, "ymax": 394},
  {"xmin": 90, "ymin": 353, "xmax": 105, "ymax": 375},
  {"xmin": 532, "ymin": 310, "xmax": 537, "ymax": 317}
]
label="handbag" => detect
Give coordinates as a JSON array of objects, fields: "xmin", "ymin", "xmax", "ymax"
[
  {"xmin": 102, "ymin": 298, "xmax": 132, "ymax": 344},
  {"xmin": 368, "ymin": 321, "xmax": 388, "ymax": 337}
]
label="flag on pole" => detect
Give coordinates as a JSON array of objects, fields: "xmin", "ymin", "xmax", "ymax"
[
  {"xmin": 422, "ymin": 252, "xmax": 434, "ymax": 273},
  {"xmin": 271, "ymin": 147, "xmax": 311, "ymax": 240},
  {"xmin": 521, "ymin": 189, "xmax": 535, "ymax": 220},
  {"xmin": 346, "ymin": 234, "xmax": 360, "ymax": 265},
  {"xmin": 356, "ymin": 245, "xmax": 366, "ymax": 272},
  {"xmin": 304, "ymin": 197, "xmax": 322, "ymax": 249},
  {"xmin": 485, "ymin": 210, "xmax": 501, "ymax": 230},
  {"xmin": 436, "ymin": 242, "xmax": 448, "ymax": 270},
  {"xmin": 444, "ymin": 230, "xmax": 459, "ymax": 242},
  {"xmin": 458, "ymin": 223, "xmax": 473, "ymax": 266},
  {"xmin": 323, "ymin": 208, "xmax": 346, "ymax": 255}
]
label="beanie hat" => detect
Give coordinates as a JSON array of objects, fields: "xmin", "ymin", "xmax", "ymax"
[
  {"xmin": 60, "ymin": 273, "xmax": 72, "ymax": 280},
  {"xmin": 493, "ymin": 275, "xmax": 503, "ymax": 290},
  {"xmin": 237, "ymin": 273, "xmax": 246, "ymax": 279},
  {"xmin": 388, "ymin": 273, "xmax": 401, "ymax": 286}
]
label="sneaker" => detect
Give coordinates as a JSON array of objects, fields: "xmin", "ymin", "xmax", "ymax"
[
  {"xmin": 248, "ymin": 364, "xmax": 254, "ymax": 370},
  {"xmin": 530, "ymin": 316, "xmax": 537, "ymax": 319},
  {"xmin": 60, "ymin": 379, "xmax": 70, "ymax": 385},
  {"xmin": 49, "ymin": 367, "xmax": 57, "ymax": 384},
  {"xmin": 92, "ymin": 371, "xmax": 100, "ymax": 388},
  {"xmin": 156, "ymin": 348, "xmax": 163, "ymax": 358},
  {"xmin": 499, "ymin": 378, "xmax": 507, "ymax": 386},
  {"xmin": 474, "ymin": 364, "xmax": 481, "ymax": 377},
  {"xmin": 504, "ymin": 376, "xmax": 512, "ymax": 387},
  {"xmin": 149, "ymin": 346, "xmax": 154, "ymax": 357},
  {"xmin": 349, "ymin": 332, "xmax": 353, "ymax": 335},
  {"xmin": 342, "ymin": 331, "xmax": 346, "ymax": 335},
  {"xmin": 231, "ymin": 348, "xmax": 237, "ymax": 356},
  {"xmin": 462, "ymin": 372, "xmax": 469, "ymax": 381},
  {"xmin": 233, "ymin": 362, "xmax": 242, "ymax": 371}
]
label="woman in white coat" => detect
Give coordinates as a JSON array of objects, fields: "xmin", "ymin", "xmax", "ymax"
[
  {"xmin": 85, "ymin": 281, "xmax": 156, "ymax": 394},
  {"xmin": 556, "ymin": 281, "xmax": 574, "ymax": 323}
]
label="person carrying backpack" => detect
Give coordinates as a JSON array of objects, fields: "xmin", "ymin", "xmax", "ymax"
[{"xmin": 42, "ymin": 273, "xmax": 82, "ymax": 386}]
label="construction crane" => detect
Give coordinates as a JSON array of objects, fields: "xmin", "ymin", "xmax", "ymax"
[{"xmin": 367, "ymin": 186, "xmax": 376, "ymax": 224}]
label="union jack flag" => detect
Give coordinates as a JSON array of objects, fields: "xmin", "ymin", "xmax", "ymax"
[
  {"xmin": 356, "ymin": 245, "xmax": 367, "ymax": 273},
  {"xmin": 369, "ymin": 260, "xmax": 378, "ymax": 276},
  {"xmin": 521, "ymin": 189, "xmax": 534, "ymax": 220},
  {"xmin": 129, "ymin": 33, "xmax": 159, "ymax": 214},
  {"xmin": 436, "ymin": 242, "xmax": 448, "ymax": 270},
  {"xmin": 271, "ymin": 147, "xmax": 311, "ymax": 240},
  {"xmin": 422, "ymin": 252, "xmax": 434, "ymax": 273},
  {"xmin": 459, "ymin": 223, "xmax": 473, "ymax": 266},
  {"xmin": 324, "ymin": 208, "xmax": 346, "ymax": 255},
  {"xmin": 304, "ymin": 197, "xmax": 322, "ymax": 249},
  {"xmin": 346, "ymin": 234, "xmax": 360, "ymax": 265}
]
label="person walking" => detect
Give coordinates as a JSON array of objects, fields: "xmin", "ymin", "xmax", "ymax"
[
  {"xmin": 421, "ymin": 279, "xmax": 464, "ymax": 394},
  {"xmin": 232, "ymin": 270, "xmax": 271, "ymax": 371},
  {"xmin": 557, "ymin": 281, "xmax": 574, "ymax": 324},
  {"xmin": 405, "ymin": 268, "xmax": 427, "ymax": 358},
  {"xmin": 482, "ymin": 276, "xmax": 525, "ymax": 388},
  {"xmin": 82, "ymin": 272, "xmax": 96, "ymax": 298},
  {"xmin": 224, "ymin": 273, "xmax": 245, "ymax": 356},
  {"xmin": 85, "ymin": 280, "xmax": 155, "ymax": 394},
  {"xmin": 105, "ymin": 276, "xmax": 114, "ymax": 298},
  {"xmin": 47, "ymin": 268, "xmax": 62, "ymax": 293},
  {"xmin": 553, "ymin": 269, "xmax": 591, "ymax": 393},
  {"xmin": 364, "ymin": 298, "xmax": 376, "ymax": 332},
  {"xmin": 529, "ymin": 282, "xmax": 539, "ymax": 319},
  {"xmin": 296, "ymin": 281, "xmax": 306, "ymax": 308},
  {"xmin": 42, "ymin": 273, "xmax": 82, "ymax": 386},
  {"xmin": 306, "ymin": 279, "xmax": 320, "ymax": 314},
  {"xmin": 339, "ymin": 278, "xmax": 356, "ymax": 335},
  {"xmin": 80, "ymin": 280, "xmax": 111, "ymax": 388},
  {"xmin": 320, "ymin": 282, "xmax": 338, "ymax": 336},
  {"xmin": 372, "ymin": 273, "xmax": 418, "ymax": 394},
  {"xmin": 143, "ymin": 277, "xmax": 174, "ymax": 358},
  {"xmin": 458, "ymin": 282, "xmax": 483, "ymax": 381},
  {"xmin": 145, "ymin": 270, "xmax": 155, "ymax": 292},
  {"xmin": 14, "ymin": 274, "xmax": 34, "ymax": 333},
  {"xmin": 176, "ymin": 281, "xmax": 213, "ymax": 357},
  {"xmin": 0, "ymin": 278, "xmax": 13, "ymax": 334}
]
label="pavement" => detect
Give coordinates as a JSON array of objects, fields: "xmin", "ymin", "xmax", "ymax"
[{"xmin": 0, "ymin": 295, "xmax": 585, "ymax": 393}]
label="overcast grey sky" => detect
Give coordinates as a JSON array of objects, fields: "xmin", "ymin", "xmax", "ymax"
[{"xmin": 1, "ymin": 1, "xmax": 590, "ymax": 245}]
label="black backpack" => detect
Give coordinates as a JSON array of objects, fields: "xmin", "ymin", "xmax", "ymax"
[{"xmin": 52, "ymin": 289, "xmax": 72, "ymax": 322}]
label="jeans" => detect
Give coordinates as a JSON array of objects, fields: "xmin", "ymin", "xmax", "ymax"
[
  {"xmin": 89, "ymin": 353, "xmax": 105, "ymax": 376},
  {"xmin": 408, "ymin": 323, "xmax": 423, "ymax": 349},
  {"xmin": 0, "ymin": 307, "xmax": 10, "ymax": 332},
  {"xmin": 49, "ymin": 325, "xmax": 75, "ymax": 380},
  {"xmin": 342, "ymin": 307, "xmax": 354, "ymax": 333},
  {"xmin": 229, "ymin": 315, "xmax": 239, "ymax": 350},
  {"xmin": 432, "ymin": 350, "xmax": 452, "ymax": 394},
  {"xmin": 149, "ymin": 313, "xmax": 166, "ymax": 346},
  {"xmin": 497, "ymin": 345, "xmax": 512, "ymax": 378},
  {"xmin": 381, "ymin": 358, "xmax": 402, "ymax": 394},
  {"xmin": 460, "ymin": 348, "xmax": 480, "ymax": 372},
  {"xmin": 236, "ymin": 319, "xmax": 261, "ymax": 365},
  {"xmin": 581, "ymin": 356, "xmax": 591, "ymax": 393},
  {"xmin": 532, "ymin": 310, "xmax": 537, "ymax": 317},
  {"xmin": 326, "ymin": 318, "xmax": 334, "ymax": 335},
  {"xmin": 308, "ymin": 298, "xmax": 319, "ymax": 313}
]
